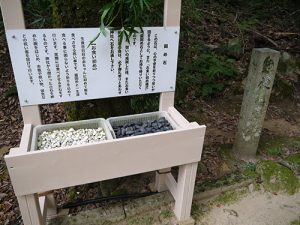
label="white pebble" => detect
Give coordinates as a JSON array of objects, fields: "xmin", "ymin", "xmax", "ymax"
[{"xmin": 37, "ymin": 127, "xmax": 106, "ymax": 150}]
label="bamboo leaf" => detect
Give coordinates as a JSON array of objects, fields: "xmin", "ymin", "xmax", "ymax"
[
  {"xmin": 124, "ymin": 30, "xmax": 130, "ymax": 44},
  {"xmin": 87, "ymin": 32, "xmax": 100, "ymax": 48},
  {"xmin": 139, "ymin": 0, "xmax": 144, "ymax": 12}
]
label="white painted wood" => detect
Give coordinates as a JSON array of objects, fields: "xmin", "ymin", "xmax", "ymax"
[
  {"xmin": 159, "ymin": 0, "xmax": 182, "ymax": 111},
  {"xmin": 163, "ymin": 0, "xmax": 182, "ymax": 27},
  {"xmin": 155, "ymin": 168, "xmax": 171, "ymax": 192},
  {"xmin": 39, "ymin": 196, "xmax": 47, "ymax": 221},
  {"xmin": 38, "ymin": 193, "xmax": 57, "ymax": 220},
  {"xmin": 174, "ymin": 162, "xmax": 198, "ymax": 220},
  {"xmin": 168, "ymin": 107, "xmax": 190, "ymax": 126},
  {"xmin": 26, "ymin": 194, "xmax": 44, "ymax": 225},
  {"xmin": 165, "ymin": 173, "xmax": 178, "ymax": 199},
  {"xmin": 0, "ymin": 0, "xmax": 41, "ymax": 126},
  {"xmin": 8, "ymin": 124, "xmax": 32, "ymax": 157},
  {"xmin": 45, "ymin": 193, "xmax": 57, "ymax": 218},
  {"xmin": 6, "ymin": 125, "xmax": 205, "ymax": 196},
  {"xmin": 0, "ymin": 0, "xmax": 25, "ymax": 29},
  {"xmin": 20, "ymin": 124, "xmax": 33, "ymax": 151},
  {"xmin": 17, "ymin": 196, "xmax": 32, "ymax": 225},
  {"xmin": 159, "ymin": 92, "xmax": 175, "ymax": 111},
  {"xmin": 157, "ymin": 0, "xmax": 182, "ymax": 191},
  {"xmin": 21, "ymin": 106, "xmax": 42, "ymax": 126}
]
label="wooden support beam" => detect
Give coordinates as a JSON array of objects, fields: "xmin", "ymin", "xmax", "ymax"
[
  {"xmin": 17, "ymin": 196, "xmax": 32, "ymax": 225},
  {"xmin": 155, "ymin": 168, "xmax": 171, "ymax": 192},
  {"xmin": 159, "ymin": 0, "xmax": 182, "ymax": 111},
  {"xmin": 0, "ymin": 0, "xmax": 41, "ymax": 126},
  {"xmin": 26, "ymin": 194, "xmax": 44, "ymax": 225},
  {"xmin": 165, "ymin": 173, "xmax": 178, "ymax": 199},
  {"xmin": 39, "ymin": 196, "xmax": 47, "ymax": 221},
  {"xmin": 174, "ymin": 162, "xmax": 198, "ymax": 220}
]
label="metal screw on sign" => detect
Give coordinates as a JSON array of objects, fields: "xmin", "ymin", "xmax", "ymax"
[
  {"xmin": 12, "ymin": 35, "xmax": 16, "ymax": 39},
  {"xmin": 170, "ymin": 86, "xmax": 174, "ymax": 90},
  {"xmin": 174, "ymin": 31, "xmax": 178, "ymax": 35},
  {"xmin": 24, "ymin": 99, "xmax": 28, "ymax": 103}
]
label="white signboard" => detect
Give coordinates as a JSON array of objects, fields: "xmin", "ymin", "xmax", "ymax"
[{"xmin": 6, "ymin": 27, "xmax": 180, "ymax": 106}]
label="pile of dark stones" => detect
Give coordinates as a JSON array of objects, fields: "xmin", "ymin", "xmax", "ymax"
[{"xmin": 112, "ymin": 117, "xmax": 173, "ymax": 138}]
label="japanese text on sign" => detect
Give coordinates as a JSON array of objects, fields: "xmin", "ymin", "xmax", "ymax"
[{"xmin": 6, "ymin": 27, "xmax": 180, "ymax": 106}]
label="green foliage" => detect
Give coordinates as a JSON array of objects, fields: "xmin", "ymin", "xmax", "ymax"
[
  {"xmin": 195, "ymin": 172, "xmax": 248, "ymax": 193},
  {"xmin": 238, "ymin": 18, "xmax": 259, "ymax": 30},
  {"xmin": 242, "ymin": 163, "xmax": 257, "ymax": 178},
  {"xmin": 267, "ymin": 146, "xmax": 282, "ymax": 156},
  {"xmin": 24, "ymin": 0, "xmax": 52, "ymax": 28},
  {"xmin": 214, "ymin": 190, "xmax": 243, "ymax": 204},
  {"xmin": 90, "ymin": 0, "xmax": 153, "ymax": 46},
  {"xmin": 256, "ymin": 160, "xmax": 299, "ymax": 194},
  {"xmin": 130, "ymin": 94, "xmax": 159, "ymax": 114},
  {"xmin": 258, "ymin": 137, "xmax": 300, "ymax": 157},
  {"xmin": 4, "ymin": 86, "xmax": 18, "ymax": 97},
  {"xmin": 286, "ymin": 154, "xmax": 300, "ymax": 167},
  {"xmin": 160, "ymin": 209, "xmax": 173, "ymax": 219},
  {"xmin": 290, "ymin": 218, "xmax": 300, "ymax": 225},
  {"xmin": 177, "ymin": 45, "xmax": 237, "ymax": 98}
]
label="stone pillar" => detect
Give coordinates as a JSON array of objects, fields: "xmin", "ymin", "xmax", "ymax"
[{"xmin": 233, "ymin": 48, "xmax": 280, "ymax": 160}]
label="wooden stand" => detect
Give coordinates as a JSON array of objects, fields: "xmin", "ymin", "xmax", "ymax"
[{"xmin": 1, "ymin": 0, "xmax": 206, "ymax": 224}]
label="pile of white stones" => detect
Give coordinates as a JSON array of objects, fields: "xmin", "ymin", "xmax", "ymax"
[{"xmin": 37, "ymin": 127, "xmax": 107, "ymax": 150}]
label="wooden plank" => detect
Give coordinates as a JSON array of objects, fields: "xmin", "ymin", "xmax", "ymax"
[
  {"xmin": 8, "ymin": 124, "xmax": 32, "ymax": 157},
  {"xmin": 26, "ymin": 194, "xmax": 44, "ymax": 225},
  {"xmin": 39, "ymin": 196, "xmax": 47, "ymax": 221},
  {"xmin": 155, "ymin": 168, "xmax": 171, "ymax": 192},
  {"xmin": 159, "ymin": 92, "xmax": 175, "ymax": 111},
  {"xmin": 17, "ymin": 196, "xmax": 32, "ymax": 225},
  {"xmin": 163, "ymin": 0, "xmax": 182, "ymax": 27},
  {"xmin": 0, "ymin": 0, "xmax": 25, "ymax": 29},
  {"xmin": 174, "ymin": 162, "xmax": 198, "ymax": 220},
  {"xmin": 21, "ymin": 106, "xmax": 42, "ymax": 126},
  {"xmin": 6, "ymin": 126, "xmax": 205, "ymax": 196},
  {"xmin": 19, "ymin": 124, "xmax": 33, "ymax": 151},
  {"xmin": 0, "ymin": 0, "xmax": 41, "ymax": 125},
  {"xmin": 168, "ymin": 107, "xmax": 190, "ymax": 127},
  {"xmin": 165, "ymin": 173, "xmax": 178, "ymax": 199},
  {"xmin": 45, "ymin": 193, "xmax": 57, "ymax": 218},
  {"xmin": 38, "ymin": 193, "xmax": 57, "ymax": 220},
  {"xmin": 159, "ymin": 0, "xmax": 181, "ymax": 111}
]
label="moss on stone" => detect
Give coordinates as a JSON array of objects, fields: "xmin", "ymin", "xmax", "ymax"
[
  {"xmin": 219, "ymin": 144, "xmax": 234, "ymax": 161},
  {"xmin": 256, "ymin": 160, "xmax": 299, "ymax": 194},
  {"xmin": 242, "ymin": 163, "xmax": 257, "ymax": 178},
  {"xmin": 195, "ymin": 172, "xmax": 247, "ymax": 193},
  {"xmin": 286, "ymin": 154, "xmax": 300, "ymax": 167},
  {"xmin": 214, "ymin": 190, "xmax": 244, "ymax": 205},
  {"xmin": 66, "ymin": 188, "xmax": 76, "ymax": 201},
  {"xmin": 290, "ymin": 219, "xmax": 300, "ymax": 225},
  {"xmin": 258, "ymin": 136, "xmax": 300, "ymax": 157}
]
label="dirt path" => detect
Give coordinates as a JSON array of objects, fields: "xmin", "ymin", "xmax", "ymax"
[{"xmin": 199, "ymin": 191, "xmax": 300, "ymax": 225}]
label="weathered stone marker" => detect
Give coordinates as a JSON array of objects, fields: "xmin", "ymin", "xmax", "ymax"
[{"xmin": 233, "ymin": 48, "xmax": 280, "ymax": 160}]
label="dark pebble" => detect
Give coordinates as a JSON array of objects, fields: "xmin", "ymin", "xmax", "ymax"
[{"xmin": 113, "ymin": 117, "xmax": 173, "ymax": 138}]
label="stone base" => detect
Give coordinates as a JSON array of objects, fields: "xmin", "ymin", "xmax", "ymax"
[{"xmin": 178, "ymin": 218, "xmax": 195, "ymax": 225}]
